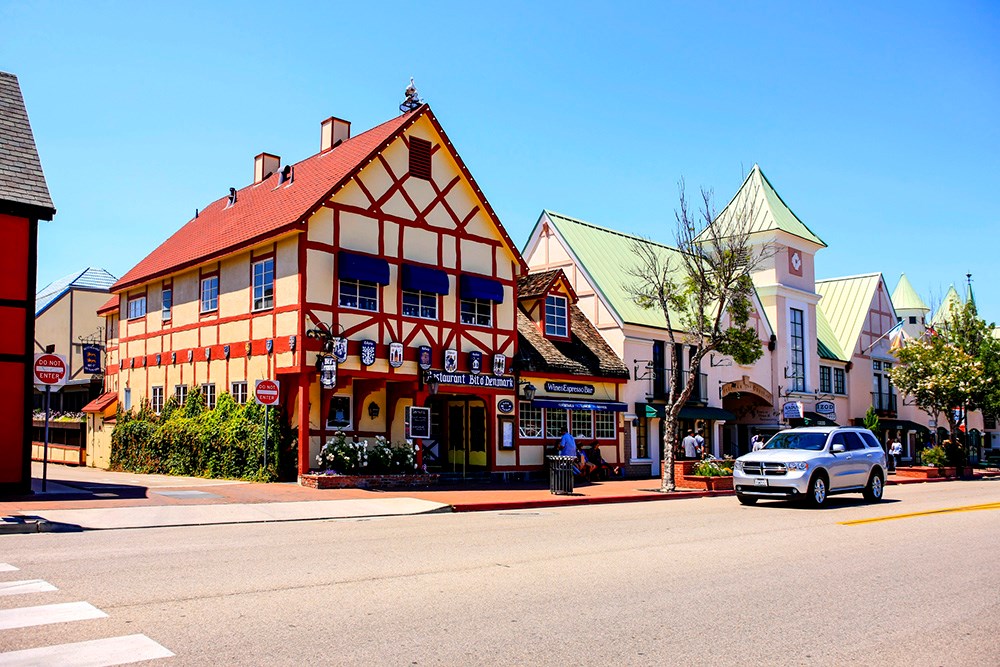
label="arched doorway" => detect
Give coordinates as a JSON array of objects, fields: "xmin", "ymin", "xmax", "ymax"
[{"xmin": 719, "ymin": 376, "xmax": 779, "ymax": 457}]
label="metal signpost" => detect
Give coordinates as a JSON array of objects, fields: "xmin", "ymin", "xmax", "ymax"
[
  {"xmin": 33, "ymin": 353, "xmax": 68, "ymax": 492},
  {"xmin": 254, "ymin": 379, "xmax": 280, "ymax": 469}
]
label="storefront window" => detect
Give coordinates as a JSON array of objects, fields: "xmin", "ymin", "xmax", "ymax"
[
  {"xmin": 595, "ymin": 412, "xmax": 615, "ymax": 439},
  {"xmin": 571, "ymin": 410, "xmax": 593, "ymax": 439},
  {"xmin": 545, "ymin": 409, "xmax": 566, "ymax": 438},
  {"xmin": 518, "ymin": 402, "xmax": 542, "ymax": 438},
  {"xmin": 790, "ymin": 307, "xmax": 805, "ymax": 391},
  {"xmin": 819, "ymin": 366, "xmax": 831, "ymax": 394},
  {"xmin": 834, "ymin": 368, "xmax": 846, "ymax": 394},
  {"xmin": 636, "ymin": 418, "xmax": 648, "ymax": 459}
]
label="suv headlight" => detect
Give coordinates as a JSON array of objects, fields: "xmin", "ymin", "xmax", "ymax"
[
  {"xmin": 734, "ymin": 460, "xmax": 743, "ymax": 471},
  {"xmin": 786, "ymin": 461, "xmax": 809, "ymax": 471}
]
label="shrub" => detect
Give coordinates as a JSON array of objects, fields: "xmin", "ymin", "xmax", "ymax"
[
  {"xmin": 316, "ymin": 433, "xmax": 420, "ymax": 475},
  {"xmin": 921, "ymin": 445, "xmax": 948, "ymax": 467},
  {"xmin": 693, "ymin": 459, "xmax": 733, "ymax": 477}
]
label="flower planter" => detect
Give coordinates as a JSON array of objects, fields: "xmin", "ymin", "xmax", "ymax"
[
  {"xmin": 300, "ymin": 473, "xmax": 440, "ymax": 490},
  {"xmin": 894, "ymin": 466, "xmax": 957, "ymax": 479},
  {"xmin": 677, "ymin": 475, "xmax": 734, "ymax": 491}
]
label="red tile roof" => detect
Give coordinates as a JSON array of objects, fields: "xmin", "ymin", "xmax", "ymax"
[
  {"xmin": 82, "ymin": 391, "xmax": 118, "ymax": 413},
  {"xmin": 113, "ymin": 108, "xmax": 427, "ymax": 291},
  {"xmin": 97, "ymin": 294, "xmax": 119, "ymax": 315}
]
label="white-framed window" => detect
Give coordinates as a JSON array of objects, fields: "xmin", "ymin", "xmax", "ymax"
[
  {"xmin": 819, "ymin": 366, "xmax": 832, "ymax": 394},
  {"xmin": 231, "ymin": 381, "xmax": 248, "ymax": 405},
  {"xmin": 545, "ymin": 408, "xmax": 567, "ymax": 438},
  {"xmin": 834, "ymin": 368, "xmax": 846, "ymax": 395},
  {"xmin": 201, "ymin": 383, "xmax": 216, "ymax": 410},
  {"xmin": 518, "ymin": 401, "xmax": 542, "ymax": 438},
  {"xmin": 595, "ymin": 412, "xmax": 616, "ymax": 439},
  {"xmin": 402, "ymin": 289, "xmax": 438, "ymax": 319},
  {"xmin": 127, "ymin": 296, "xmax": 146, "ymax": 320},
  {"xmin": 252, "ymin": 258, "xmax": 274, "ymax": 311},
  {"xmin": 151, "ymin": 386, "xmax": 164, "ymax": 414},
  {"xmin": 161, "ymin": 288, "xmax": 172, "ymax": 321},
  {"xmin": 174, "ymin": 384, "xmax": 188, "ymax": 406},
  {"xmin": 460, "ymin": 298, "xmax": 492, "ymax": 327},
  {"xmin": 545, "ymin": 295, "xmax": 568, "ymax": 337},
  {"xmin": 339, "ymin": 278, "xmax": 378, "ymax": 311},
  {"xmin": 789, "ymin": 307, "xmax": 805, "ymax": 392},
  {"xmin": 571, "ymin": 410, "xmax": 593, "ymax": 439},
  {"xmin": 124, "ymin": 388, "xmax": 132, "ymax": 411},
  {"xmin": 201, "ymin": 276, "xmax": 219, "ymax": 313}
]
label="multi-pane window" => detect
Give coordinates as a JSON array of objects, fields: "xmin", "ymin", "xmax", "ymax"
[
  {"xmin": 201, "ymin": 383, "xmax": 216, "ymax": 410},
  {"xmin": 595, "ymin": 412, "xmax": 616, "ymax": 439},
  {"xmin": 545, "ymin": 408, "xmax": 567, "ymax": 438},
  {"xmin": 819, "ymin": 366, "xmax": 832, "ymax": 394},
  {"xmin": 460, "ymin": 298, "xmax": 492, "ymax": 327},
  {"xmin": 161, "ymin": 288, "xmax": 172, "ymax": 321},
  {"xmin": 571, "ymin": 410, "xmax": 593, "ymax": 439},
  {"xmin": 124, "ymin": 388, "xmax": 132, "ymax": 411},
  {"xmin": 636, "ymin": 418, "xmax": 649, "ymax": 459},
  {"xmin": 127, "ymin": 296, "xmax": 146, "ymax": 320},
  {"xmin": 252, "ymin": 258, "xmax": 274, "ymax": 311},
  {"xmin": 518, "ymin": 402, "xmax": 542, "ymax": 438},
  {"xmin": 545, "ymin": 295, "xmax": 568, "ymax": 337},
  {"xmin": 402, "ymin": 290, "xmax": 437, "ymax": 319},
  {"xmin": 174, "ymin": 384, "xmax": 188, "ymax": 406},
  {"xmin": 789, "ymin": 307, "xmax": 805, "ymax": 391},
  {"xmin": 151, "ymin": 386, "xmax": 164, "ymax": 414},
  {"xmin": 200, "ymin": 276, "xmax": 219, "ymax": 313},
  {"xmin": 834, "ymin": 368, "xmax": 846, "ymax": 395},
  {"xmin": 339, "ymin": 278, "xmax": 378, "ymax": 311},
  {"xmin": 231, "ymin": 382, "xmax": 248, "ymax": 405}
]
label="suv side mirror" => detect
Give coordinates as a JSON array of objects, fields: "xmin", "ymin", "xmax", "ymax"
[{"xmin": 831, "ymin": 443, "xmax": 846, "ymax": 454}]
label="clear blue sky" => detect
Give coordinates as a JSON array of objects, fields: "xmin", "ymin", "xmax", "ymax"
[{"xmin": 4, "ymin": 1, "xmax": 998, "ymax": 320}]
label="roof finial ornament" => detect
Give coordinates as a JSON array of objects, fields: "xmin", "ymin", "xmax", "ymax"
[{"xmin": 399, "ymin": 77, "xmax": 423, "ymax": 113}]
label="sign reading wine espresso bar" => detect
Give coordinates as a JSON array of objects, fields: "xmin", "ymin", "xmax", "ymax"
[{"xmin": 544, "ymin": 381, "xmax": 595, "ymax": 395}]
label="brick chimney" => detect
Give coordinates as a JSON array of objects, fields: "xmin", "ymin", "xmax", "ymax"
[
  {"xmin": 254, "ymin": 153, "xmax": 280, "ymax": 184},
  {"xmin": 320, "ymin": 117, "xmax": 351, "ymax": 152}
]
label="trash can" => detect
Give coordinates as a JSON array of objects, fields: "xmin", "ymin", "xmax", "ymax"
[{"xmin": 548, "ymin": 455, "xmax": 575, "ymax": 495}]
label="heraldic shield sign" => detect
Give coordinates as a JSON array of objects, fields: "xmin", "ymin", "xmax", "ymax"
[
  {"xmin": 469, "ymin": 351, "xmax": 482, "ymax": 375},
  {"xmin": 389, "ymin": 342, "xmax": 404, "ymax": 368},
  {"xmin": 418, "ymin": 345, "xmax": 432, "ymax": 370},
  {"xmin": 444, "ymin": 349, "xmax": 458, "ymax": 373},
  {"xmin": 492, "ymin": 353, "xmax": 506, "ymax": 377},
  {"xmin": 333, "ymin": 337, "xmax": 348, "ymax": 364},
  {"xmin": 360, "ymin": 340, "xmax": 377, "ymax": 366}
]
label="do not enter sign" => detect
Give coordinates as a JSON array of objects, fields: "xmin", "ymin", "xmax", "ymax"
[
  {"xmin": 254, "ymin": 379, "xmax": 280, "ymax": 406},
  {"xmin": 34, "ymin": 353, "xmax": 68, "ymax": 387}
]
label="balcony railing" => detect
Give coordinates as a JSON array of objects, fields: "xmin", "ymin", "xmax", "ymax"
[
  {"xmin": 871, "ymin": 391, "xmax": 897, "ymax": 415},
  {"xmin": 646, "ymin": 369, "xmax": 708, "ymax": 403}
]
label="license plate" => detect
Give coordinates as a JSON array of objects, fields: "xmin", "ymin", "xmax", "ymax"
[{"xmin": 754, "ymin": 478, "xmax": 767, "ymax": 487}]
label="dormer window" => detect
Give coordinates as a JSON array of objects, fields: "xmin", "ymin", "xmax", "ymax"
[{"xmin": 545, "ymin": 295, "xmax": 568, "ymax": 338}]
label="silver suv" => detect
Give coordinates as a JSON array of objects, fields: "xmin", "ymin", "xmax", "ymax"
[{"xmin": 733, "ymin": 427, "xmax": 887, "ymax": 507}]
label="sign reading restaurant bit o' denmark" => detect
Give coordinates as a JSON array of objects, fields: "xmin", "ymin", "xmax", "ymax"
[
  {"xmin": 255, "ymin": 379, "xmax": 281, "ymax": 406},
  {"xmin": 33, "ymin": 353, "xmax": 68, "ymax": 387}
]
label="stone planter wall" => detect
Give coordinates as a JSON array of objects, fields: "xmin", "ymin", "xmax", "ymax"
[
  {"xmin": 300, "ymin": 473, "xmax": 440, "ymax": 490},
  {"xmin": 895, "ymin": 466, "xmax": 957, "ymax": 479},
  {"xmin": 677, "ymin": 475, "xmax": 734, "ymax": 491}
]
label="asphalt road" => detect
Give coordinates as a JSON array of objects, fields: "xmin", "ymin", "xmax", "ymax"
[{"xmin": 2, "ymin": 480, "xmax": 999, "ymax": 666}]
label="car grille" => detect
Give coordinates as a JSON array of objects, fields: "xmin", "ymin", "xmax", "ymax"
[{"xmin": 742, "ymin": 461, "xmax": 788, "ymax": 476}]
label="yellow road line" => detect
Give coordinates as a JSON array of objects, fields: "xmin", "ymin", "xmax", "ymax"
[{"xmin": 840, "ymin": 502, "xmax": 1000, "ymax": 525}]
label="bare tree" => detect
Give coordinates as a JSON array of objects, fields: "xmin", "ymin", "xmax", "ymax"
[{"xmin": 626, "ymin": 180, "xmax": 773, "ymax": 492}]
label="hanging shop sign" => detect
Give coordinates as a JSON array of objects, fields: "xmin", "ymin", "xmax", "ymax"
[
  {"xmin": 426, "ymin": 370, "xmax": 514, "ymax": 390},
  {"xmin": 333, "ymin": 337, "xmax": 348, "ymax": 364},
  {"xmin": 782, "ymin": 401, "xmax": 804, "ymax": 420},
  {"xmin": 82, "ymin": 345, "xmax": 102, "ymax": 374},
  {"xmin": 492, "ymin": 354, "xmax": 506, "ymax": 377},
  {"xmin": 469, "ymin": 351, "xmax": 482, "ymax": 375},
  {"xmin": 406, "ymin": 406, "xmax": 432, "ymax": 439},
  {"xmin": 444, "ymin": 349, "xmax": 458, "ymax": 373},
  {"xmin": 360, "ymin": 340, "xmax": 377, "ymax": 366},
  {"xmin": 318, "ymin": 355, "xmax": 337, "ymax": 389},
  {"xmin": 544, "ymin": 381, "xmax": 595, "ymax": 396},
  {"xmin": 389, "ymin": 342, "xmax": 404, "ymax": 368},
  {"xmin": 815, "ymin": 400, "xmax": 836, "ymax": 418},
  {"xmin": 418, "ymin": 345, "xmax": 432, "ymax": 370},
  {"xmin": 719, "ymin": 375, "xmax": 773, "ymax": 404},
  {"xmin": 497, "ymin": 399, "xmax": 514, "ymax": 414}
]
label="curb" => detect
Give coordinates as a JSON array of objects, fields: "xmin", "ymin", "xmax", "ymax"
[
  {"xmin": 0, "ymin": 517, "xmax": 53, "ymax": 535},
  {"xmin": 450, "ymin": 489, "xmax": 730, "ymax": 512}
]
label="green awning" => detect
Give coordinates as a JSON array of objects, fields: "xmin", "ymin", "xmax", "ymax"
[{"xmin": 639, "ymin": 403, "xmax": 734, "ymax": 421}]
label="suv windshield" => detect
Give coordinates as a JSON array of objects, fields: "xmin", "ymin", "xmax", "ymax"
[{"xmin": 762, "ymin": 432, "xmax": 828, "ymax": 451}]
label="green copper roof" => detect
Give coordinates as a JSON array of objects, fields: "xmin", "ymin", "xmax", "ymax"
[
  {"xmin": 816, "ymin": 273, "xmax": 885, "ymax": 359},
  {"xmin": 539, "ymin": 210, "xmax": 689, "ymax": 328},
  {"xmin": 891, "ymin": 273, "xmax": 929, "ymax": 313},
  {"xmin": 697, "ymin": 164, "xmax": 826, "ymax": 247},
  {"xmin": 816, "ymin": 308, "xmax": 847, "ymax": 361},
  {"xmin": 932, "ymin": 285, "xmax": 963, "ymax": 326}
]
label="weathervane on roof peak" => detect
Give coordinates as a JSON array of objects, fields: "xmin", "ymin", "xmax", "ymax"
[{"xmin": 399, "ymin": 77, "xmax": 423, "ymax": 113}]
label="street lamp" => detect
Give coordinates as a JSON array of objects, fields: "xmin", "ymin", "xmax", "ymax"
[
  {"xmin": 424, "ymin": 371, "xmax": 440, "ymax": 396},
  {"xmin": 519, "ymin": 381, "xmax": 536, "ymax": 401}
]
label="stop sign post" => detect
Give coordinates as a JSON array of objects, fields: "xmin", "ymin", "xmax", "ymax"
[
  {"xmin": 255, "ymin": 380, "xmax": 280, "ymax": 469},
  {"xmin": 33, "ymin": 353, "xmax": 68, "ymax": 492}
]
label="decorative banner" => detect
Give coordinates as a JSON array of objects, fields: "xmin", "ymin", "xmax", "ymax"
[
  {"xmin": 171, "ymin": 352, "xmax": 177, "ymax": 364},
  {"xmin": 245, "ymin": 341, "xmax": 252, "ymax": 357},
  {"xmin": 223, "ymin": 345, "xmax": 230, "ymax": 359},
  {"xmin": 544, "ymin": 381, "xmax": 595, "ymax": 395},
  {"xmin": 266, "ymin": 338, "xmax": 274, "ymax": 354},
  {"xmin": 204, "ymin": 347, "xmax": 211, "ymax": 361},
  {"xmin": 187, "ymin": 350, "xmax": 194, "ymax": 363},
  {"xmin": 492, "ymin": 354, "xmax": 506, "ymax": 377},
  {"xmin": 288, "ymin": 335, "xmax": 296, "ymax": 352},
  {"xmin": 318, "ymin": 355, "xmax": 337, "ymax": 389},
  {"xmin": 82, "ymin": 344, "xmax": 102, "ymax": 374},
  {"xmin": 140, "ymin": 356, "xmax": 146, "ymax": 367},
  {"xmin": 782, "ymin": 401, "xmax": 804, "ymax": 420},
  {"xmin": 497, "ymin": 399, "xmax": 514, "ymax": 414},
  {"xmin": 155, "ymin": 353, "xmax": 161, "ymax": 366},
  {"xmin": 389, "ymin": 342, "xmax": 404, "ymax": 368},
  {"xmin": 418, "ymin": 345, "xmax": 432, "ymax": 370},
  {"xmin": 360, "ymin": 340, "xmax": 377, "ymax": 366},
  {"xmin": 469, "ymin": 351, "xmax": 482, "ymax": 375},
  {"xmin": 333, "ymin": 337, "xmax": 348, "ymax": 364},
  {"xmin": 815, "ymin": 400, "xmax": 836, "ymax": 417},
  {"xmin": 444, "ymin": 349, "xmax": 458, "ymax": 373}
]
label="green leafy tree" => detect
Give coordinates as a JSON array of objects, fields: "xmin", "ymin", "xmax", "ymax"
[
  {"xmin": 862, "ymin": 406, "xmax": 880, "ymax": 437},
  {"xmin": 627, "ymin": 182, "xmax": 772, "ymax": 491}
]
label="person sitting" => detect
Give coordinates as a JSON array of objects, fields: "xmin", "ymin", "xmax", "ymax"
[
  {"xmin": 585, "ymin": 443, "xmax": 618, "ymax": 480},
  {"xmin": 576, "ymin": 441, "xmax": 598, "ymax": 481}
]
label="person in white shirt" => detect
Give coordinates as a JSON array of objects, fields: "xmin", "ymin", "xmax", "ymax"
[
  {"xmin": 751, "ymin": 434, "xmax": 763, "ymax": 452},
  {"xmin": 889, "ymin": 437, "xmax": 902, "ymax": 472},
  {"xmin": 682, "ymin": 430, "xmax": 698, "ymax": 459}
]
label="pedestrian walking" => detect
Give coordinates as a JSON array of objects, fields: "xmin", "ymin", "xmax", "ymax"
[
  {"xmin": 889, "ymin": 437, "xmax": 902, "ymax": 472},
  {"xmin": 682, "ymin": 430, "xmax": 698, "ymax": 459}
]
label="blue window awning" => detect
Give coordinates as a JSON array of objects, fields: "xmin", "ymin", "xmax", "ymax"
[
  {"xmin": 402, "ymin": 264, "xmax": 450, "ymax": 295},
  {"xmin": 532, "ymin": 399, "xmax": 627, "ymax": 412},
  {"xmin": 460, "ymin": 274, "xmax": 504, "ymax": 303},
  {"xmin": 339, "ymin": 252, "xmax": 390, "ymax": 285}
]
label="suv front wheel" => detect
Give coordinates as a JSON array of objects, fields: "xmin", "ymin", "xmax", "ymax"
[
  {"xmin": 863, "ymin": 470, "xmax": 884, "ymax": 502},
  {"xmin": 806, "ymin": 473, "xmax": 828, "ymax": 507}
]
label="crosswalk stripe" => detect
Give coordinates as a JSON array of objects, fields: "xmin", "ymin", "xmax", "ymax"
[
  {"xmin": 0, "ymin": 580, "xmax": 57, "ymax": 596},
  {"xmin": 0, "ymin": 634, "xmax": 174, "ymax": 666},
  {"xmin": 0, "ymin": 601, "xmax": 107, "ymax": 630},
  {"xmin": 0, "ymin": 564, "xmax": 18, "ymax": 573}
]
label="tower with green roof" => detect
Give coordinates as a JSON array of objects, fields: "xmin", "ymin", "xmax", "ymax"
[{"xmin": 891, "ymin": 273, "xmax": 930, "ymax": 338}]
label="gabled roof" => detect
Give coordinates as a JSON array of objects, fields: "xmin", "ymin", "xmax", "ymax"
[
  {"xmin": 891, "ymin": 273, "xmax": 929, "ymax": 313},
  {"xmin": 82, "ymin": 391, "xmax": 118, "ymax": 415},
  {"xmin": 35, "ymin": 267, "xmax": 117, "ymax": 316},
  {"xmin": 816, "ymin": 308, "xmax": 847, "ymax": 361},
  {"xmin": 0, "ymin": 71, "xmax": 55, "ymax": 219},
  {"xmin": 815, "ymin": 273, "xmax": 885, "ymax": 359},
  {"xmin": 932, "ymin": 285, "xmax": 963, "ymax": 326},
  {"xmin": 97, "ymin": 294, "xmax": 119, "ymax": 315},
  {"xmin": 113, "ymin": 105, "xmax": 523, "ymax": 292},
  {"xmin": 700, "ymin": 164, "xmax": 825, "ymax": 247},
  {"xmin": 535, "ymin": 210, "xmax": 688, "ymax": 329},
  {"xmin": 517, "ymin": 268, "xmax": 577, "ymax": 302},
  {"xmin": 516, "ymin": 303, "xmax": 628, "ymax": 379}
]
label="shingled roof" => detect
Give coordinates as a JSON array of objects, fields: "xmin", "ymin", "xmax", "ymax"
[
  {"xmin": 0, "ymin": 71, "xmax": 55, "ymax": 219},
  {"xmin": 35, "ymin": 267, "xmax": 117, "ymax": 316}
]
